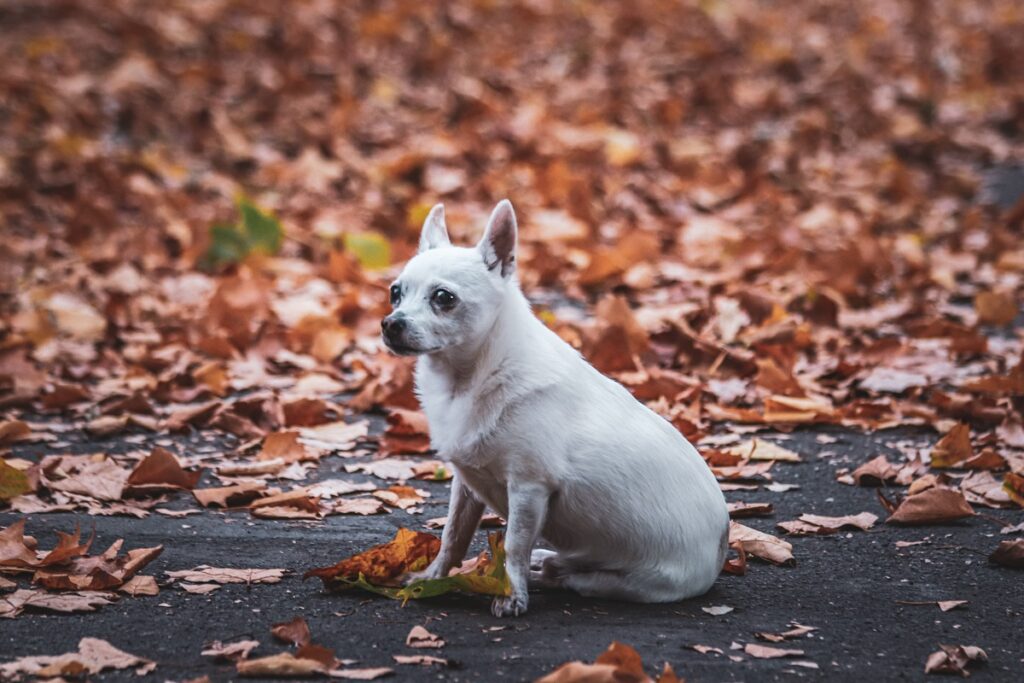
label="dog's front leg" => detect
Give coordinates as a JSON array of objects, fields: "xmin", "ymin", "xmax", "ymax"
[
  {"xmin": 492, "ymin": 481, "xmax": 549, "ymax": 617},
  {"xmin": 411, "ymin": 474, "xmax": 485, "ymax": 581}
]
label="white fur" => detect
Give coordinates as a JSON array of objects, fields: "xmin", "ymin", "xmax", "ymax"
[{"xmin": 385, "ymin": 201, "xmax": 728, "ymax": 617}]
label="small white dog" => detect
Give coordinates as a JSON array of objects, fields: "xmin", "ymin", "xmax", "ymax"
[{"xmin": 381, "ymin": 200, "xmax": 728, "ymax": 617}]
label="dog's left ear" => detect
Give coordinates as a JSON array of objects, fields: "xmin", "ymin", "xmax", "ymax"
[
  {"xmin": 419, "ymin": 204, "xmax": 451, "ymax": 253},
  {"xmin": 478, "ymin": 199, "xmax": 517, "ymax": 278}
]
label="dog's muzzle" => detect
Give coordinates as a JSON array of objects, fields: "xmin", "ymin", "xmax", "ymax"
[{"xmin": 381, "ymin": 314, "xmax": 417, "ymax": 354}]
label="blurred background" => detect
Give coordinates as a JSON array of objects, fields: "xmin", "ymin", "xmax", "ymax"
[{"xmin": 0, "ymin": 0, "xmax": 1022, "ymax": 437}]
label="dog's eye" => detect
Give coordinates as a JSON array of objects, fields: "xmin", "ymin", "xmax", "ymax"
[
  {"xmin": 389, "ymin": 284, "xmax": 401, "ymax": 306},
  {"xmin": 432, "ymin": 288, "xmax": 457, "ymax": 309}
]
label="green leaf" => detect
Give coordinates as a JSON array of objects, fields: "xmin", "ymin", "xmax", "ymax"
[
  {"xmin": 239, "ymin": 198, "xmax": 283, "ymax": 254},
  {"xmin": 343, "ymin": 231, "xmax": 391, "ymax": 270},
  {"xmin": 332, "ymin": 532, "xmax": 511, "ymax": 605},
  {"xmin": 205, "ymin": 224, "xmax": 250, "ymax": 266},
  {"xmin": 0, "ymin": 460, "xmax": 32, "ymax": 501}
]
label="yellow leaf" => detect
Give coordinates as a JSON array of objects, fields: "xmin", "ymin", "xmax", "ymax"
[{"xmin": 344, "ymin": 231, "xmax": 391, "ymax": 270}]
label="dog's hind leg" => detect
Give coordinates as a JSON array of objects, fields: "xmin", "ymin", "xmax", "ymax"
[
  {"xmin": 560, "ymin": 565, "xmax": 698, "ymax": 603},
  {"xmin": 530, "ymin": 548, "xmax": 558, "ymax": 570}
]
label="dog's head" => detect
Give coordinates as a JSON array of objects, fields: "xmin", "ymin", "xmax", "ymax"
[{"xmin": 381, "ymin": 200, "xmax": 518, "ymax": 356}]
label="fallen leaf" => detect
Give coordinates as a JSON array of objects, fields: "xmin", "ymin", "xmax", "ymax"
[
  {"xmin": 744, "ymin": 643, "xmax": 806, "ymax": 659},
  {"xmin": 0, "ymin": 637, "xmax": 153, "ymax": 678},
  {"xmin": 882, "ymin": 488, "xmax": 976, "ymax": 525},
  {"xmin": 393, "ymin": 654, "xmax": 449, "ymax": 667},
  {"xmin": 702, "ymin": 605, "xmax": 734, "ymax": 616},
  {"xmin": 272, "ymin": 616, "xmax": 312, "ymax": 647},
  {"xmin": 974, "ymin": 290, "xmax": 1017, "ymax": 325},
  {"xmin": 119, "ymin": 575, "xmax": 159, "ymax": 596},
  {"xmin": 0, "ymin": 588, "xmax": 117, "ymax": 619},
  {"xmin": 724, "ymin": 438, "xmax": 802, "ymax": 462},
  {"xmin": 778, "ymin": 512, "xmax": 878, "ymax": 535},
  {"xmin": 166, "ymin": 566, "xmax": 287, "ymax": 584},
  {"xmin": 727, "ymin": 502, "xmax": 774, "ymax": 518},
  {"xmin": 0, "ymin": 459, "xmax": 33, "ymax": 501},
  {"xmin": 305, "ymin": 528, "xmax": 440, "ymax": 589},
  {"xmin": 989, "ymin": 539, "xmax": 1024, "ymax": 568},
  {"xmin": 126, "ymin": 446, "xmax": 203, "ymax": 493},
  {"xmin": 924, "ymin": 644, "xmax": 987, "ymax": 676},
  {"xmin": 729, "ymin": 522, "xmax": 795, "ymax": 565},
  {"xmin": 331, "ymin": 498, "xmax": 388, "ymax": 515},
  {"xmin": 326, "ymin": 667, "xmax": 394, "ymax": 680},
  {"xmin": 930, "ymin": 424, "xmax": 974, "ymax": 468},
  {"xmin": 237, "ymin": 652, "xmax": 327, "ymax": 677},
  {"xmin": 406, "ymin": 625, "xmax": 444, "ymax": 649},
  {"xmin": 755, "ymin": 623, "xmax": 818, "ymax": 642},
  {"xmin": 201, "ymin": 639, "xmax": 261, "ymax": 662},
  {"xmin": 194, "ymin": 482, "xmax": 268, "ymax": 507}
]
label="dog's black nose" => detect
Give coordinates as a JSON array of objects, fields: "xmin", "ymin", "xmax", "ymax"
[{"xmin": 381, "ymin": 316, "xmax": 406, "ymax": 336}]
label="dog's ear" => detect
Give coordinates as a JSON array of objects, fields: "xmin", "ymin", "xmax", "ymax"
[
  {"xmin": 419, "ymin": 203, "xmax": 451, "ymax": 253},
  {"xmin": 478, "ymin": 199, "xmax": 517, "ymax": 278}
]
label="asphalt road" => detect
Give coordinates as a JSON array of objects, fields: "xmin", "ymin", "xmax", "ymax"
[{"xmin": 2, "ymin": 421, "xmax": 1022, "ymax": 682}]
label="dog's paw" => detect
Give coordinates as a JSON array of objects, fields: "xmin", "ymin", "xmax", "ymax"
[
  {"xmin": 529, "ymin": 548, "xmax": 558, "ymax": 571},
  {"xmin": 491, "ymin": 593, "xmax": 528, "ymax": 617}
]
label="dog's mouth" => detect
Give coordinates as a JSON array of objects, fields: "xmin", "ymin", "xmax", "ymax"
[{"xmin": 382, "ymin": 337, "xmax": 438, "ymax": 356}]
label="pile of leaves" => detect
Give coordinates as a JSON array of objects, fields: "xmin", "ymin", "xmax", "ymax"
[{"xmin": 305, "ymin": 528, "xmax": 511, "ymax": 604}]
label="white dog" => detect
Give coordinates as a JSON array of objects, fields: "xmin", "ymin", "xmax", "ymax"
[{"xmin": 381, "ymin": 200, "xmax": 728, "ymax": 617}]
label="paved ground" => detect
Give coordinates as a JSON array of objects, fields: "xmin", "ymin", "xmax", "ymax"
[{"xmin": 3, "ymin": 420, "xmax": 1022, "ymax": 682}]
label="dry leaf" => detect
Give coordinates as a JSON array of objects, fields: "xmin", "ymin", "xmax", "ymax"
[
  {"xmin": 272, "ymin": 616, "xmax": 312, "ymax": 647},
  {"xmin": 882, "ymin": 488, "xmax": 976, "ymax": 525},
  {"xmin": 729, "ymin": 522, "xmax": 795, "ymax": 565},
  {"xmin": 406, "ymin": 625, "xmax": 444, "ymax": 649},
  {"xmin": 201, "ymin": 639, "xmax": 261, "ymax": 662},
  {"xmin": 237, "ymin": 652, "xmax": 326, "ymax": 677},
  {"xmin": 924, "ymin": 644, "xmax": 987, "ymax": 676},
  {"xmin": 989, "ymin": 539, "xmax": 1024, "ymax": 568},
  {"xmin": 126, "ymin": 446, "xmax": 203, "ymax": 493},
  {"xmin": 723, "ymin": 438, "xmax": 801, "ymax": 462},
  {"xmin": 166, "ymin": 566, "xmax": 286, "ymax": 584},
  {"xmin": 744, "ymin": 643, "xmax": 806, "ymax": 659}
]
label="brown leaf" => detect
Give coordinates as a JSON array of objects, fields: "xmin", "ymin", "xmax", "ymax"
[
  {"xmin": 723, "ymin": 439, "xmax": 801, "ymax": 462},
  {"xmin": 778, "ymin": 512, "xmax": 877, "ymax": 536},
  {"xmin": 406, "ymin": 625, "xmax": 444, "ymax": 649},
  {"xmin": 45, "ymin": 457, "xmax": 129, "ymax": 501},
  {"xmin": 119, "ymin": 575, "xmax": 159, "ymax": 596},
  {"xmin": 727, "ymin": 502, "xmax": 774, "ymax": 519},
  {"xmin": 194, "ymin": 482, "xmax": 267, "ymax": 508},
  {"xmin": 0, "ymin": 588, "xmax": 117, "ymax": 619},
  {"xmin": 236, "ymin": 652, "xmax": 326, "ymax": 677},
  {"xmin": 126, "ymin": 446, "xmax": 203, "ymax": 493},
  {"xmin": 373, "ymin": 485, "xmax": 428, "ymax": 510},
  {"xmin": 989, "ymin": 539, "xmax": 1024, "ymax": 568},
  {"xmin": 260, "ymin": 431, "xmax": 313, "ymax": 463},
  {"xmin": 0, "ymin": 520, "xmax": 38, "ymax": 568},
  {"xmin": 930, "ymin": 424, "xmax": 973, "ymax": 468},
  {"xmin": 201, "ymin": 639, "xmax": 260, "ymax": 662},
  {"xmin": 0, "ymin": 420, "xmax": 32, "ymax": 447},
  {"xmin": 393, "ymin": 654, "xmax": 449, "ymax": 667},
  {"xmin": 974, "ymin": 291, "xmax": 1018, "ymax": 326},
  {"xmin": 331, "ymin": 498, "xmax": 388, "ymax": 516},
  {"xmin": 0, "ymin": 637, "xmax": 153, "ymax": 678},
  {"xmin": 326, "ymin": 667, "xmax": 394, "ymax": 680},
  {"xmin": 729, "ymin": 522, "xmax": 795, "ymax": 565},
  {"xmin": 305, "ymin": 527, "xmax": 440, "ymax": 588},
  {"xmin": 883, "ymin": 488, "xmax": 976, "ymax": 525},
  {"xmin": 924, "ymin": 644, "xmax": 987, "ymax": 676},
  {"xmin": 743, "ymin": 643, "xmax": 805, "ymax": 659},
  {"xmin": 272, "ymin": 616, "xmax": 312, "ymax": 647},
  {"xmin": 166, "ymin": 566, "xmax": 286, "ymax": 584}
]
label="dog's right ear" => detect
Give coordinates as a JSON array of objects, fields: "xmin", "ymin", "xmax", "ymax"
[{"xmin": 418, "ymin": 204, "xmax": 451, "ymax": 253}]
